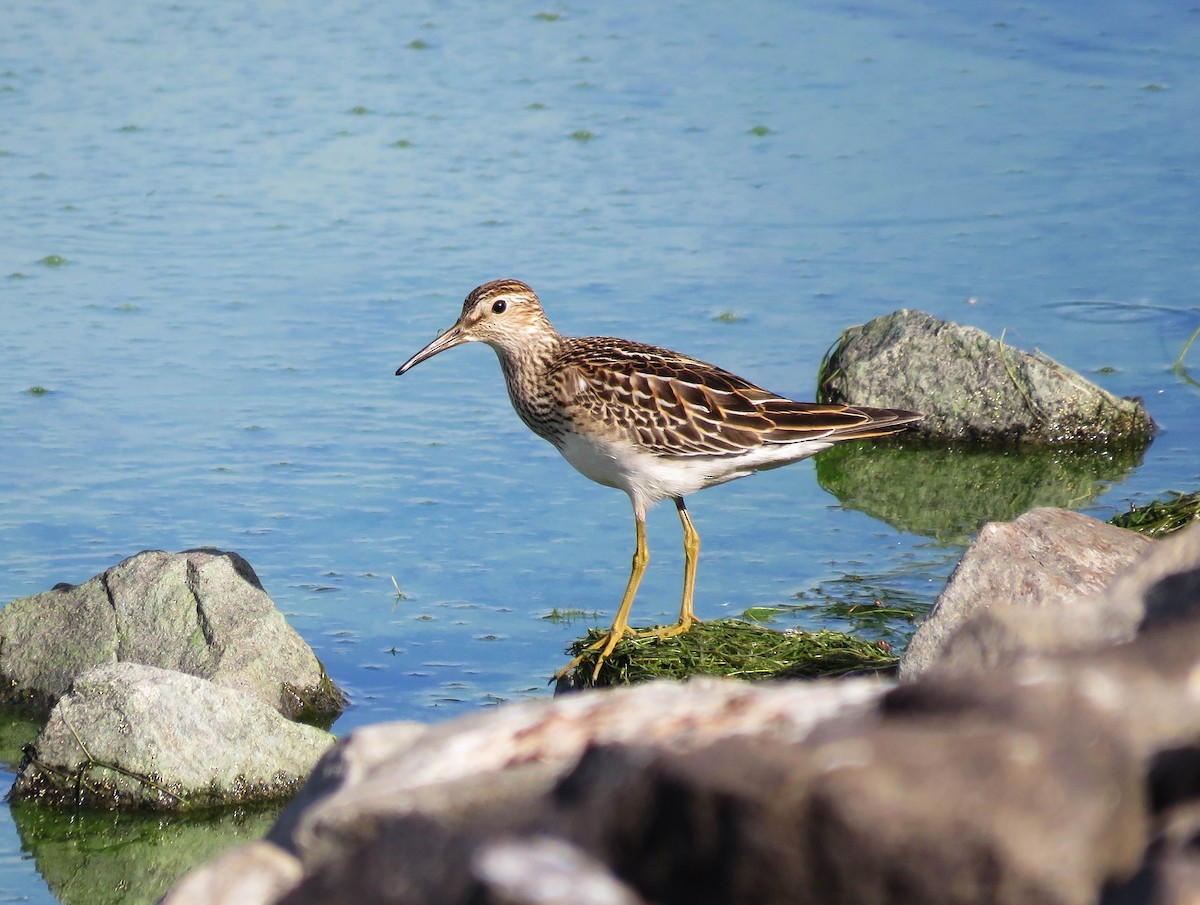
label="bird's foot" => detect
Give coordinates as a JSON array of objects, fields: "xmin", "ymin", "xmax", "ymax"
[
  {"xmin": 553, "ymin": 625, "xmax": 634, "ymax": 683},
  {"xmin": 629, "ymin": 614, "xmax": 702, "ymax": 641},
  {"xmin": 553, "ymin": 617, "xmax": 703, "ymax": 685}
]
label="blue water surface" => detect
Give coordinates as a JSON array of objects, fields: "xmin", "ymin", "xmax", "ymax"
[{"xmin": 2, "ymin": 1, "xmax": 1199, "ymax": 901}]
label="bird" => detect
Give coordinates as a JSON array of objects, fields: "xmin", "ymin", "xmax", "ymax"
[{"xmin": 396, "ymin": 279, "xmax": 921, "ymax": 680}]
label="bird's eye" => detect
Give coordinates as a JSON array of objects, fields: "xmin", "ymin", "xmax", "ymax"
[{"xmin": 492, "ymin": 299, "xmax": 507, "ymax": 314}]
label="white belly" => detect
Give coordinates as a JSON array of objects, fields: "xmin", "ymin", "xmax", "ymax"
[{"xmin": 554, "ymin": 430, "xmax": 832, "ymax": 517}]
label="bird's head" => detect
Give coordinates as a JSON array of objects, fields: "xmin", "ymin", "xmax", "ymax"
[{"xmin": 396, "ymin": 279, "xmax": 556, "ymax": 375}]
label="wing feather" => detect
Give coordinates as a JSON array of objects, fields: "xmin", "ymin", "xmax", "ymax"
[{"xmin": 553, "ymin": 336, "xmax": 919, "ymax": 457}]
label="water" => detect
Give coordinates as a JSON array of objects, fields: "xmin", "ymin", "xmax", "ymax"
[{"xmin": 2, "ymin": 1, "xmax": 1198, "ymax": 901}]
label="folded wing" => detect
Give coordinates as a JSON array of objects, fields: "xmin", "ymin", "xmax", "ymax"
[{"xmin": 556, "ymin": 338, "xmax": 920, "ymax": 457}]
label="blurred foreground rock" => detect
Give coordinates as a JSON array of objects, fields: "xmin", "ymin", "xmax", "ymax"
[
  {"xmin": 10, "ymin": 663, "xmax": 334, "ymax": 810},
  {"xmin": 164, "ymin": 520, "xmax": 1200, "ymax": 905},
  {"xmin": 0, "ymin": 548, "xmax": 345, "ymax": 721},
  {"xmin": 819, "ymin": 309, "xmax": 1156, "ymax": 445}
]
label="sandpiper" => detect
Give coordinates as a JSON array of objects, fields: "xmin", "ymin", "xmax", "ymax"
[{"xmin": 397, "ymin": 280, "xmax": 921, "ymax": 679}]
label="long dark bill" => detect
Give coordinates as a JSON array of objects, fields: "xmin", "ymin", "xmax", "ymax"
[{"xmin": 396, "ymin": 323, "xmax": 468, "ymax": 376}]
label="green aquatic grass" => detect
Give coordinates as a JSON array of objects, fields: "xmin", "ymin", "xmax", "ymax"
[
  {"xmin": 1172, "ymin": 324, "xmax": 1200, "ymax": 389},
  {"xmin": 542, "ymin": 607, "xmax": 601, "ymax": 623},
  {"xmin": 563, "ymin": 618, "xmax": 896, "ymax": 688},
  {"xmin": 1110, "ymin": 490, "xmax": 1200, "ymax": 538}
]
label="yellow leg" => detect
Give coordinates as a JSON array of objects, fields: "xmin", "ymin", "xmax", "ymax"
[
  {"xmin": 674, "ymin": 497, "xmax": 701, "ymax": 631},
  {"xmin": 554, "ymin": 513, "xmax": 649, "ymax": 681},
  {"xmin": 634, "ymin": 497, "xmax": 702, "ymax": 642},
  {"xmin": 603, "ymin": 513, "xmax": 649, "ymax": 648}
]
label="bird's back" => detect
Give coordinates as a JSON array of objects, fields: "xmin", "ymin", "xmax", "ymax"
[{"xmin": 546, "ymin": 335, "xmax": 918, "ymax": 459}]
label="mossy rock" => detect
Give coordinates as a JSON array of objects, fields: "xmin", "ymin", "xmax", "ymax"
[{"xmin": 819, "ymin": 309, "xmax": 1156, "ymax": 446}]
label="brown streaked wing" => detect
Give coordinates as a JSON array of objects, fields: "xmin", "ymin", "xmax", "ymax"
[{"xmin": 552, "ymin": 337, "xmax": 913, "ymax": 457}]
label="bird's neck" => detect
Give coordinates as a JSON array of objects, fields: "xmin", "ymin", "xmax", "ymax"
[
  {"xmin": 491, "ymin": 325, "xmax": 565, "ymax": 386},
  {"xmin": 491, "ymin": 326, "xmax": 569, "ymax": 444}
]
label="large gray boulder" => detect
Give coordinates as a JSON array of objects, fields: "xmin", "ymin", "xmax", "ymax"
[
  {"xmin": 10, "ymin": 662, "xmax": 334, "ymax": 810},
  {"xmin": 819, "ymin": 309, "xmax": 1156, "ymax": 445},
  {"xmin": 900, "ymin": 508, "xmax": 1152, "ymax": 678},
  {"xmin": 0, "ymin": 549, "xmax": 345, "ymax": 721}
]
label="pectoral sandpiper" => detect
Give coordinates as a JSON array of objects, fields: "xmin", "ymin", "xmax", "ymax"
[{"xmin": 397, "ymin": 280, "xmax": 921, "ymax": 680}]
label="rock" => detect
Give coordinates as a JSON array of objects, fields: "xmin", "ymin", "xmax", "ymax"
[
  {"xmin": 157, "ymin": 520, "xmax": 1200, "ymax": 905},
  {"xmin": 166, "ymin": 679, "xmax": 888, "ymax": 903},
  {"xmin": 549, "ymin": 610, "xmax": 1200, "ymax": 905},
  {"xmin": 0, "ymin": 549, "xmax": 345, "ymax": 721},
  {"xmin": 934, "ymin": 521, "xmax": 1200, "ymax": 680},
  {"xmin": 160, "ymin": 654, "xmax": 1169, "ymax": 905},
  {"xmin": 10, "ymin": 662, "xmax": 335, "ymax": 810},
  {"xmin": 471, "ymin": 837, "xmax": 650, "ymax": 905},
  {"xmin": 159, "ymin": 841, "xmax": 303, "ymax": 905},
  {"xmin": 270, "ymin": 813, "xmax": 482, "ymax": 905},
  {"xmin": 267, "ymin": 828, "xmax": 653, "ymax": 905},
  {"xmin": 266, "ymin": 677, "xmax": 886, "ymax": 856},
  {"xmin": 1110, "ymin": 801, "xmax": 1200, "ymax": 905},
  {"xmin": 903, "ymin": 517, "xmax": 1200, "ymax": 682},
  {"xmin": 818, "ymin": 309, "xmax": 1156, "ymax": 445},
  {"xmin": 551, "ymin": 696, "xmax": 1143, "ymax": 905},
  {"xmin": 899, "ymin": 508, "xmax": 1151, "ymax": 678},
  {"xmin": 1100, "ymin": 520, "xmax": 1200, "ymax": 631}
]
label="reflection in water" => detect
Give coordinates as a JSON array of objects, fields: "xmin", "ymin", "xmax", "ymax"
[
  {"xmin": 10, "ymin": 803, "xmax": 282, "ymax": 905},
  {"xmin": 815, "ymin": 440, "xmax": 1148, "ymax": 546}
]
